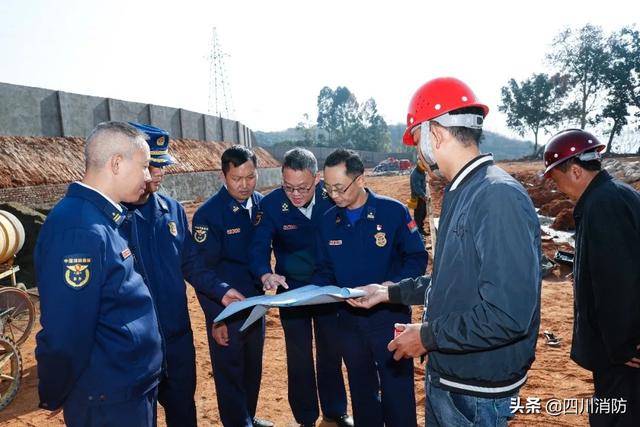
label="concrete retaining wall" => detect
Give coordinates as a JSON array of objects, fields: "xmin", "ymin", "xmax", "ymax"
[
  {"xmin": 0, "ymin": 82, "xmax": 254, "ymax": 146},
  {"xmin": 0, "ymin": 168, "xmax": 282, "ymax": 208},
  {"xmin": 265, "ymin": 146, "xmax": 413, "ymax": 168}
]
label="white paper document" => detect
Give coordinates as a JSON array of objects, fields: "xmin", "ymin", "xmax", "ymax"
[{"xmin": 213, "ymin": 284, "xmax": 366, "ymax": 331}]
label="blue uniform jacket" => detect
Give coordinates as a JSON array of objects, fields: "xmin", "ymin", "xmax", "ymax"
[
  {"xmin": 184, "ymin": 186, "xmax": 263, "ymax": 318},
  {"xmin": 314, "ymin": 189, "xmax": 427, "ymax": 328},
  {"xmin": 250, "ymin": 183, "xmax": 334, "ymax": 289},
  {"xmin": 123, "ymin": 193, "xmax": 193, "ymax": 342},
  {"xmin": 34, "ymin": 183, "xmax": 163, "ymax": 410}
]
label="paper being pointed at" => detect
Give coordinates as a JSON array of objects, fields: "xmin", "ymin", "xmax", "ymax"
[{"xmin": 213, "ymin": 284, "xmax": 366, "ymax": 331}]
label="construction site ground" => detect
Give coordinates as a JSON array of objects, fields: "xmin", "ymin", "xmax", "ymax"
[{"xmin": 4, "ymin": 159, "xmax": 640, "ymax": 426}]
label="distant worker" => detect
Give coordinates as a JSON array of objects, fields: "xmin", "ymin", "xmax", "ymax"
[
  {"xmin": 184, "ymin": 145, "xmax": 273, "ymax": 427},
  {"xmin": 314, "ymin": 148, "xmax": 427, "ymax": 427},
  {"xmin": 543, "ymin": 129, "xmax": 640, "ymax": 426},
  {"xmin": 35, "ymin": 121, "xmax": 162, "ymax": 427},
  {"xmin": 349, "ymin": 77, "xmax": 542, "ymax": 427},
  {"xmin": 123, "ymin": 122, "xmax": 197, "ymax": 427},
  {"xmin": 250, "ymin": 148, "xmax": 352, "ymax": 427},
  {"xmin": 409, "ymin": 165, "xmax": 428, "ymax": 236}
]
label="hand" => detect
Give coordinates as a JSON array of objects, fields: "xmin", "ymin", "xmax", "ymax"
[
  {"xmin": 347, "ymin": 283, "xmax": 390, "ymax": 309},
  {"xmin": 221, "ymin": 288, "xmax": 245, "ymax": 307},
  {"xmin": 212, "ymin": 322, "xmax": 229, "ymax": 346},
  {"xmin": 387, "ymin": 323, "xmax": 427, "ymax": 361},
  {"xmin": 261, "ymin": 273, "xmax": 289, "ymax": 291},
  {"xmin": 625, "ymin": 344, "xmax": 640, "ymax": 368}
]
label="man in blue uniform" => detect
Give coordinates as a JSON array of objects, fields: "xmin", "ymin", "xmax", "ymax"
[
  {"xmin": 184, "ymin": 145, "xmax": 272, "ymax": 427},
  {"xmin": 123, "ymin": 123, "xmax": 197, "ymax": 427},
  {"xmin": 35, "ymin": 121, "xmax": 162, "ymax": 427},
  {"xmin": 349, "ymin": 77, "xmax": 541, "ymax": 427},
  {"xmin": 314, "ymin": 149, "xmax": 427, "ymax": 427},
  {"xmin": 250, "ymin": 148, "xmax": 352, "ymax": 427}
]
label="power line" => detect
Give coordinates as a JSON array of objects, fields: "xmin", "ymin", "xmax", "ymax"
[{"xmin": 207, "ymin": 27, "xmax": 235, "ymax": 119}]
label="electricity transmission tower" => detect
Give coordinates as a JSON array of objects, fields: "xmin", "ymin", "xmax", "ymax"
[{"xmin": 207, "ymin": 27, "xmax": 235, "ymax": 119}]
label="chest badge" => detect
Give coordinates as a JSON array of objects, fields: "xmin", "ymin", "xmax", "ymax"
[
  {"xmin": 63, "ymin": 256, "xmax": 92, "ymax": 289},
  {"xmin": 254, "ymin": 210, "xmax": 263, "ymax": 225},
  {"xmin": 374, "ymin": 232, "xmax": 387, "ymax": 248},
  {"xmin": 281, "ymin": 202, "xmax": 289, "ymax": 213},
  {"xmin": 193, "ymin": 225, "xmax": 208, "ymax": 243},
  {"xmin": 366, "ymin": 211, "xmax": 375, "ymax": 220},
  {"xmin": 168, "ymin": 221, "xmax": 178, "ymax": 237},
  {"xmin": 232, "ymin": 205, "xmax": 240, "ymax": 213}
]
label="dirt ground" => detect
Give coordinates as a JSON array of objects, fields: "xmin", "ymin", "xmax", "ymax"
[{"xmin": 1, "ymin": 160, "xmax": 599, "ymax": 426}]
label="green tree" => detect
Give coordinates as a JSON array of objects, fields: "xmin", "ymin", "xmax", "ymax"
[
  {"xmin": 499, "ymin": 73, "xmax": 569, "ymax": 154},
  {"xmin": 547, "ymin": 24, "xmax": 610, "ymax": 129},
  {"xmin": 295, "ymin": 113, "xmax": 315, "ymax": 146},
  {"xmin": 316, "ymin": 86, "xmax": 390, "ymax": 151},
  {"xmin": 600, "ymin": 26, "xmax": 640, "ymax": 151}
]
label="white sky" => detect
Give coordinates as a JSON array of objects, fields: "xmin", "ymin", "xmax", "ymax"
[{"xmin": 0, "ymin": 0, "xmax": 635, "ymax": 140}]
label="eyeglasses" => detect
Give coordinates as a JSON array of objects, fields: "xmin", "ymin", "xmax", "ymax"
[
  {"xmin": 323, "ymin": 174, "xmax": 362, "ymax": 195},
  {"xmin": 282, "ymin": 183, "xmax": 314, "ymax": 195}
]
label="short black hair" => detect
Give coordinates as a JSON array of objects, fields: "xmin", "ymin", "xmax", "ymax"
[
  {"xmin": 283, "ymin": 148, "xmax": 318, "ymax": 174},
  {"xmin": 556, "ymin": 151, "xmax": 602, "ymax": 173},
  {"xmin": 434, "ymin": 106, "xmax": 485, "ymax": 147},
  {"xmin": 221, "ymin": 145, "xmax": 257, "ymax": 174},
  {"xmin": 323, "ymin": 149, "xmax": 364, "ymax": 177}
]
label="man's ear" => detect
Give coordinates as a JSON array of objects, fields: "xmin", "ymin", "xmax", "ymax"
[
  {"xmin": 431, "ymin": 124, "xmax": 446, "ymax": 149},
  {"xmin": 570, "ymin": 163, "xmax": 583, "ymax": 181},
  {"xmin": 110, "ymin": 154, "xmax": 123, "ymax": 175},
  {"xmin": 314, "ymin": 172, "xmax": 321, "ymax": 185}
]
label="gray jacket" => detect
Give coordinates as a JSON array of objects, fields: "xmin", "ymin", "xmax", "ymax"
[{"xmin": 389, "ymin": 154, "xmax": 541, "ymax": 397}]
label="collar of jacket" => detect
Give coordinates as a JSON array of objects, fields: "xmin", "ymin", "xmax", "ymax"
[
  {"xmin": 67, "ymin": 182, "xmax": 128, "ymax": 227},
  {"xmin": 573, "ymin": 169, "xmax": 612, "ymax": 221},
  {"xmin": 219, "ymin": 185, "xmax": 259, "ymax": 213},
  {"xmin": 447, "ymin": 153, "xmax": 494, "ymax": 192},
  {"xmin": 335, "ymin": 188, "xmax": 378, "ymax": 225}
]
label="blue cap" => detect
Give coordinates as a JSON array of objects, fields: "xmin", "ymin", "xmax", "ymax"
[{"xmin": 129, "ymin": 122, "xmax": 176, "ymax": 167}]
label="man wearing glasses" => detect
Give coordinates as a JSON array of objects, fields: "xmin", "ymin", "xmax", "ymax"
[
  {"xmin": 314, "ymin": 149, "xmax": 427, "ymax": 427},
  {"xmin": 250, "ymin": 148, "xmax": 352, "ymax": 427}
]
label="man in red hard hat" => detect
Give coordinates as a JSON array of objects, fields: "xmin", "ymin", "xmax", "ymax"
[
  {"xmin": 349, "ymin": 77, "xmax": 542, "ymax": 426},
  {"xmin": 544, "ymin": 128, "xmax": 640, "ymax": 426}
]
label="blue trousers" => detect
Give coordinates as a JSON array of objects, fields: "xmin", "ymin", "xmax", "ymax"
[
  {"xmin": 63, "ymin": 386, "xmax": 158, "ymax": 427},
  {"xmin": 280, "ymin": 304, "xmax": 347, "ymax": 424},
  {"xmin": 338, "ymin": 309, "xmax": 416, "ymax": 427},
  {"xmin": 205, "ymin": 312, "xmax": 265, "ymax": 427},
  {"xmin": 159, "ymin": 331, "xmax": 197, "ymax": 427},
  {"xmin": 425, "ymin": 375, "xmax": 515, "ymax": 427}
]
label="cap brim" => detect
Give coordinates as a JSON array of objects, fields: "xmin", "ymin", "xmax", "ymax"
[
  {"xmin": 403, "ymin": 128, "xmax": 416, "ymax": 146},
  {"xmin": 150, "ymin": 154, "xmax": 176, "ymax": 168}
]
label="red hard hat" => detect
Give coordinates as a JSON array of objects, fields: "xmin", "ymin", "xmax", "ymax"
[
  {"xmin": 403, "ymin": 77, "xmax": 489, "ymax": 146},
  {"xmin": 543, "ymin": 129, "xmax": 606, "ymax": 177}
]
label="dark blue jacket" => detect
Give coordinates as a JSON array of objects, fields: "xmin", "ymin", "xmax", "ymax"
[
  {"xmin": 123, "ymin": 193, "xmax": 192, "ymax": 342},
  {"xmin": 184, "ymin": 186, "xmax": 263, "ymax": 318},
  {"xmin": 35, "ymin": 183, "xmax": 162, "ymax": 410},
  {"xmin": 314, "ymin": 189, "xmax": 427, "ymax": 329},
  {"xmin": 250, "ymin": 183, "xmax": 333, "ymax": 289},
  {"xmin": 390, "ymin": 156, "xmax": 541, "ymax": 397},
  {"xmin": 571, "ymin": 170, "xmax": 640, "ymax": 371},
  {"xmin": 410, "ymin": 167, "xmax": 427, "ymax": 198}
]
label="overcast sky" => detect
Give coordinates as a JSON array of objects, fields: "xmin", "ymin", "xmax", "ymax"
[{"xmin": 0, "ymin": 0, "xmax": 635, "ymax": 140}]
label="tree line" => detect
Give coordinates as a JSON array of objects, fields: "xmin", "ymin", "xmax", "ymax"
[
  {"xmin": 500, "ymin": 24, "xmax": 640, "ymax": 155},
  {"xmin": 271, "ymin": 86, "xmax": 397, "ymax": 152}
]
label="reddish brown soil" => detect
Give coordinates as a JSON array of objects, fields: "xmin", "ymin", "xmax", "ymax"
[{"xmin": 1, "ymin": 160, "xmax": 615, "ymax": 426}]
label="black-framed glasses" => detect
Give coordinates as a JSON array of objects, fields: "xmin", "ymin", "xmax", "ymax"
[
  {"xmin": 282, "ymin": 183, "xmax": 314, "ymax": 195},
  {"xmin": 323, "ymin": 174, "xmax": 362, "ymax": 195}
]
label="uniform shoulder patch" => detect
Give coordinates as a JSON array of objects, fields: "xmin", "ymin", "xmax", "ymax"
[
  {"xmin": 407, "ymin": 219, "xmax": 418, "ymax": 233},
  {"xmin": 63, "ymin": 255, "xmax": 92, "ymax": 290},
  {"xmin": 193, "ymin": 225, "xmax": 208, "ymax": 243}
]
